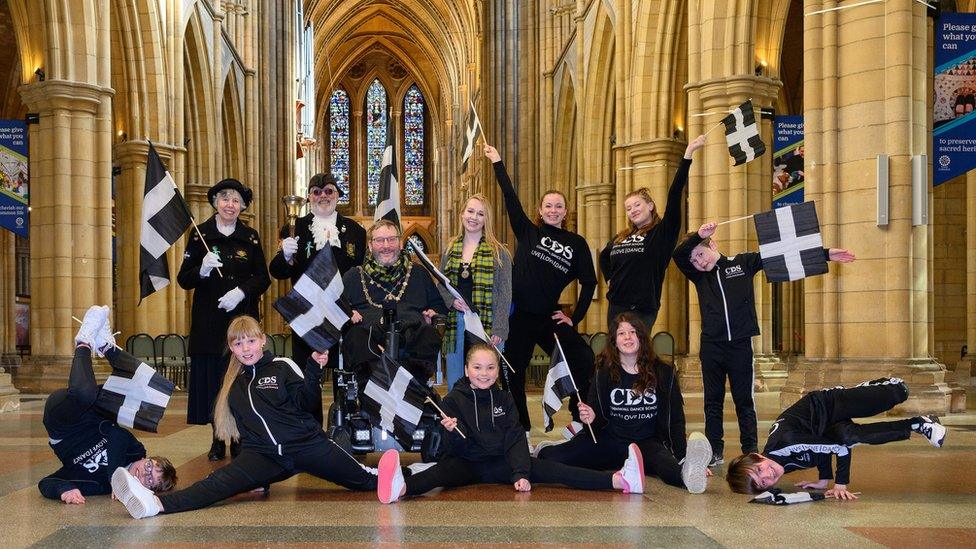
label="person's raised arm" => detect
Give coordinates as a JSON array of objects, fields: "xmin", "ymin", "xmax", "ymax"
[
  {"xmin": 176, "ymin": 232, "xmax": 208, "ymax": 290},
  {"xmin": 672, "ymin": 222, "xmax": 714, "ymax": 281},
  {"xmin": 656, "ymin": 136, "xmax": 705, "ymax": 253},
  {"xmin": 284, "ymin": 355, "xmax": 324, "ymax": 414},
  {"xmin": 485, "ymin": 145, "xmax": 533, "ymax": 238}
]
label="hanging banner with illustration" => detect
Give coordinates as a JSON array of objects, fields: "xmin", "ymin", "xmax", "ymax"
[
  {"xmin": 772, "ymin": 116, "xmax": 803, "ymax": 208},
  {"xmin": 934, "ymin": 13, "xmax": 976, "ymax": 186},
  {"xmin": 0, "ymin": 120, "xmax": 28, "ymax": 237}
]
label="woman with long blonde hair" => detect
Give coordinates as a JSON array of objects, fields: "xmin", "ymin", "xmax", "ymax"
[
  {"xmin": 439, "ymin": 193, "xmax": 512, "ymax": 387},
  {"xmin": 111, "ymin": 316, "xmax": 377, "ymax": 519},
  {"xmin": 598, "ymin": 135, "xmax": 705, "ymax": 329}
]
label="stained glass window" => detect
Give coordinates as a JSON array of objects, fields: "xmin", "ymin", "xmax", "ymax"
[
  {"xmin": 365, "ymin": 79, "xmax": 388, "ymax": 206},
  {"xmin": 403, "ymin": 85, "xmax": 426, "ymax": 206},
  {"xmin": 329, "ymin": 89, "xmax": 350, "ymax": 204},
  {"xmin": 405, "ymin": 234, "xmax": 427, "ymax": 253}
]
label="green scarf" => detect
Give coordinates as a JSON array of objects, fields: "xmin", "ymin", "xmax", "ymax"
[
  {"xmin": 443, "ymin": 237, "xmax": 495, "ymax": 352},
  {"xmin": 362, "ymin": 253, "xmax": 408, "ymax": 286}
]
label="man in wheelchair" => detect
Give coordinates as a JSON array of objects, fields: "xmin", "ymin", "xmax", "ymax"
[{"xmin": 333, "ymin": 220, "xmax": 448, "ymax": 455}]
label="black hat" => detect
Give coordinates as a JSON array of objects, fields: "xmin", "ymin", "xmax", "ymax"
[
  {"xmin": 308, "ymin": 173, "xmax": 344, "ymax": 197},
  {"xmin": 208, "ymin": 178, "xmax": 253, "ymax": 210}
]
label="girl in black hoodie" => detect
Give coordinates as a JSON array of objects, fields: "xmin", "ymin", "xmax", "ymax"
[
  {"xmin": 535, "ymin": 313, "xmax": 712, "ymax": 494},
  {"xmin": 111, "ymin": 316, "xmax": 377, "ymax": 519},
  {"xmin": 376, "ymin": 344, "xmax": 645, "ymax": 503}
]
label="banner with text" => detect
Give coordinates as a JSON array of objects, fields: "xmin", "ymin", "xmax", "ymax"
[
  {"xmin": 772, "ymin": 116, "xmax": 803, "ymax": 208},
  {"xmin": 0, "ymin": 120, "xmax": 28, "ymax": 237},
  {"xmin": 934, "ymin": 13, "xmax": 976, "ymax": 186}
]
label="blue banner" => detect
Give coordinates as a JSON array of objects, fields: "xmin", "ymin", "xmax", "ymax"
[
  {"xmin": 0, "ymin": 120, "xmax": 28, "ymax": 237},
  {"xmin": 772, "ymin": 116, "xmax": 803, "ymax": 208},
  {"xmin": 934, "ymin": 13, "xmax": 976, "ymax": 186}
]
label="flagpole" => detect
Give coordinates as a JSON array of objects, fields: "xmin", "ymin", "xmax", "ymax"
[
  {"xmin": 493, "ymin": 342, "xmax": 516, "ymax": 374},
  {"xmin": 553, "ymin": 334, "xmax": 597, "ymax": 444},
  {"xmin": 425, "ymin": 397, "xmax": 467, "ymax": 439},
  {"xmin": 715, "ymin": 213, "xmax": 755, "ymax": 226}
]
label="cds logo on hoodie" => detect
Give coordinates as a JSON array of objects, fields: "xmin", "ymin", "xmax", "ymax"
[{"xmin": 256, "ymin": 376, "xmax": 278, "ymax": 390}]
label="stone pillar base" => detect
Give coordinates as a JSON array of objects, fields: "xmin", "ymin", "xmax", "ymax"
[
  {"xmin": 782, "ymin": 357, "xmax": 953, "ymax": 415},
  {"xmin": 676, "ymin": 354, "xmax": 788, "ymax": 394},
  {"xmin": 676, "ymin": 355, "xmax": 703, "ymax": 392},
  {"xmin": 0, "ymin": 356, "xmax": 21, "ymax": 412},
  {"xmin": 11, "ymin": 355, "xmax": 113, "ymax": 394}
]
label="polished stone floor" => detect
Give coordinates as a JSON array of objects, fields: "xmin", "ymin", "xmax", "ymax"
[{"xmin": 2, "ymin": 385, "xmax": 975, "ymax": 548}]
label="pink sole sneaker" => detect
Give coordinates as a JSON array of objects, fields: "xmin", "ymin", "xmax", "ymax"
[{"xmin": 377, "ymin": 449, "xmax": 402, "ymax": 504}]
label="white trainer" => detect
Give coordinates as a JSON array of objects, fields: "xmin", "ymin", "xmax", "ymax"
[
  {"xmin": 914, "ymin": 416, "xmax": 947, "ymax": 448},
  {"xmin": 92, "ymin": 305, "xmax": 116, "ymax": 357},
  {"xmin": 75, "ymin": 305, "xmax": 108, "ymax": 349},
  {"xmin": 618, "ymin": 443, "xmax": 645, "ymax": 494},
  {"xmin": 111, "ymin": 467, "xmax": 161, "ymax": 519},
  {"xmin": 377, "ymin": 449, "xmax": 405, "ymax": 504},
  {"xmin": 682, "ymin": 432, "xmax": 712, "ymax": 494}
]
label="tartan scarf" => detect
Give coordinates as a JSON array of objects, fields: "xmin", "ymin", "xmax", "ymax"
[
  {"xmin": 443, "ymin": 236, "xmax": 495, "ymax": 352},
  {"xmin": 362, "ymin": 253, "xmax": 408, "ymax": 286}
]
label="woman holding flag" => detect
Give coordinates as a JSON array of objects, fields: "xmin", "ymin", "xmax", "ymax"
[
  {"xmin": 439, "ymin": 193, "xmax": 512, "ymax": 388},
  {"xmin": 484, "ymin": 144, "xmax": 597, "ymax": 440}
]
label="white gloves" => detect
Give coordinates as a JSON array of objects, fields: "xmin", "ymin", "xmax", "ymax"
[
  {"xmin": 200, "ymin": 252, "xmax": 223, "ymax": 278},
  {"xmin": 217, "ymin": 287, "xmax": 246, "ymax": 312},
  {"xmin": 282, "ymin": 236, "xmax": 300, "ymax": 262}
]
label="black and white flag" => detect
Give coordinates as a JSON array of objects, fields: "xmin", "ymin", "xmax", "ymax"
[
  {"xmin": 750, "ymin": 489, "xmax": 826, "ymax": 506},
  {"xmin": 95, "ymin": 350, "xmax": 175, "ymax": 433},
  {"xmin": 361, "ymin": 354, "xmax": 429, "ymax": 449},
  {"xmin": 542, "ymin": 336, "xmax": 578, "ymax": 432},
  {"xmin": 374, "ymin": 124, "xmax": 400, "ymax": 228},
  {"xmin": 721, "ymin": 100, "xmax": 766, "ymax": 166},
  {"xmin": 273, "ymin": 244, "xmax": 350, "ymax": 352},
  {"xmin": 460, "ymin": 101, "xmax": 482, "ymax": 172},
  {"xmin": 410, "ymin": 246, "xmax": 489, "ymax": 345},
  {"xmin": 139, "ymin": 143, "xmax": 193, "ymax": 302},
  {"xmin": 754, "ymin": 201, "xmax": 827, "ymax": 282}
]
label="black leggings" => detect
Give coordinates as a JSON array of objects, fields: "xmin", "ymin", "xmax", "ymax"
[
  {"xmin": 536, "ymin": 430, "xmax": 684, "ymax": 488},
  {"xmin": 817, "ymin": 380, "xmax": 914, "ymax": 445},
  {"xmin": 158, "ymin": 438, "xmax": 377, "ymax": 514},
  {"xmin": 43, "ymin": 346, "xmax": 111, "ymax": 437},
  {"xmin": 404, "ymin": 456, "xmax": 613, "ymax": 496},
  {"xmin": 503, "ymin": 310, "xmax": 595, "ymax": 430}
]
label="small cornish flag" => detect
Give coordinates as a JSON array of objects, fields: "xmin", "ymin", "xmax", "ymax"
[
  {"xmin": 374, "ymin": 122, "xmax": 401, "ymax": 228},
  {"xmin": 139, "ymin": 143, "xmax": 193, "ymax": 302},
  {"xmin": 410, "ymin": 246, "xmax": 490, "ymax": 345},
  {"xmin": 273, "ymin": 244, "xmax": 350, "ymax": 352},
  {"xmin": 542, "ymin": 336, "xmax": 578, "ymax": 432},
  {"xmin": 95, "ymin": 350, "xmax": 175, "ymax": 433},
  {"xmin": 721, "ymin": 100, "xmax": 766, "ymax": 166},
  {"xmin": 361, "ymin": 354, "xmax": 430, "ymax": 449},
  {"xmin": 754, "ymin": 201, "xmax": 827, "ymax": 282},
  {"xmin": 460, "ymin": 101, "xmax": 482, "ymax": 172}
]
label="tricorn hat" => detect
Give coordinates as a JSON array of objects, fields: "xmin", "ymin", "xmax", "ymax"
[
  {"xmin": 207, "ymin": 178, "xmax": 253, "ymax": 210},
  {"xmin": 308, "ymin": 172, "xmax": 344, "ymax": 197}
]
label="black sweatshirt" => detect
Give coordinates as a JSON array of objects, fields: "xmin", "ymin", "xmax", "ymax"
[
  {"xmin": 599, "ymin": 158, "xmax": 691, "ymax": 312},
  {"xmin": 492, "ymin": 162, "xmax": 596, "ymax": 325},
  {"xmin": 439, "ymin": 379, "xmax": 531, "ymax": 483},
  {"xmin": 762, "ymin": 390, "xmax": 852, "ymax": 485},
  {"xmin": 673, "ymin": 233, "xmax": 832, "ymax": 342},
  {"xmin": 38, "ymin": 418, "xmax": 146, "ymax": 499},
  {"xmin": 587, "ymin": 361, "xmax": 687, "ymax": 460},
  {"xmin": 228, "ymin": 351, "xmax": 326, "ymax": 455}
]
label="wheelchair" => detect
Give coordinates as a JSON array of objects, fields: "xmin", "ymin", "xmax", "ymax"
[{"xmin": 326, "ymin": 305, "xmax": 447, "ymax": 461}]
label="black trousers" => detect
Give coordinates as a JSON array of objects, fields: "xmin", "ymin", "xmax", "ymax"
[
  {"xmin": 606, "ymin": 303, "xmax": 657, "ymax": 334},
  {"xmin": 536, "ymin": 429, "xmax": 684, "ymax": 488},
  {"xmin": 158, "ymin": 437, "xmax": 377, "ymax": 514},
  {"xmin": 404, "ymin": 456, "xmax": 613, "ymax": 496},
  {"xmin": 700, "ymin": 337, "xmax": 757, "ymax": 455},
  {"xmin": 814, "ymin": 380, "xmax": 914, "ymax": 445},
  {"xmin": 342, "ymin": 320, "xmax": 442, "ymax": 382},
  {"xmin": 43, "ymin": 346, "xmax": 100, "ymax": 437},
  {"xmin": 186, "ymin": 354, "xmax": 229, "ymax": 425},
  {"xmin": 503, "ymin": 310, "xmax": 595, "ymax": 430}
]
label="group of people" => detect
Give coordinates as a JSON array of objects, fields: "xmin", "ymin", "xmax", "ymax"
[{"xmin": 39, "ymin": 139, "xmax": 949, "ymax": 517}]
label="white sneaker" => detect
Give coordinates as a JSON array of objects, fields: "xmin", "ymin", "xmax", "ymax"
[
  {"xmin": 618, "ymin": 443, "xmax": 645, "ymax": 494},
  {"xmin": 562, "ymin": 421, "xmax": 583, "ymax": 440},
  {"xmin": 681, "ymin": 432, "xmax": 711, "ymax": 494},
  {"xmin": 407, "ymin": 461, "xmax": 436, "ymax": 475},
  {"xmin": 532, "ymin": 439, "xmax": 563, "ymax": 458},
  {"xmin": 111, "ymin": 467, "xmax": 161, "ymax": 519},
  {"xmin": 75, "ymin": 305, "xmax": 108, "ymax": 349},
  {"xmin": 913, "ymin": 416, "xmax": 947, "ymax": 448},
  {"xmin": 92, "ymin": 305, "xmax": 116, "ymax": 357},
  {"xmin": 377, "ymin": 449, "xmax": 405, "ymax": 504}
]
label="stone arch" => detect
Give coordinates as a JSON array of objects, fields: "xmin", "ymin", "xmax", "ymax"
[
  {"xmin": 402, "ymin": 223, "xmax": 436, "ymax": 255},
  {"xmin": 183, "ymin": 7, "xmax": 217, "ymax": 220},
  {"xmin": 552, "ymin": 64, "xmax": 577, "ymax": 202},
  {"xmin": 579, "ymin": 5, "xmax": 615, "ymax": 206},
  {"xmin": 220, "ymin": 68, "xmax": 246, "ymax": 182},
  {"xmin": 631, "ymin": 0, "xmax": 688, "ymax": 139},
  {"xmin": 109, "ymin": 0, "xmax": 169, "ymax": 141}
]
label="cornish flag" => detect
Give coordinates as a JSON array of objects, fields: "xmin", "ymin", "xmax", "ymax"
[
  {"xmin": 273, "ymin": 244, "xmax": 350, "ymax": 352},
  {"xmin": 410, "ymin": 246, "xmax": 489, "ymax": 345},
  {"xmin": 460, "ymin": 100, "xmax": 482, "ymax": 172},
  {"xmin": 374, "ymin": 124, "xmax": 400, "ymax": 228},
  {"xmin": 361, "ymin": 354, "xmax": 430, "ymax": 449},
  {"xmin": 94, "ymin": 350, "xmax": 175, "ymax": 433},
  {"xmin": 754, "ymin": 201, "xmax": 827, "ymax": 282},
  {"xmin": 542, "ymin": 336, "xmax": 579, "ymax": 432},
  {"xmin": 139, "ymin": 143, "xmax": 193, "ymax": 303},
  {"xmin": 721, "ymin": 100, "xmax": 766, "ymax": 166}
]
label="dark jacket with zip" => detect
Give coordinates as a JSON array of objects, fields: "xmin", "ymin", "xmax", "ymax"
[
  {"xmin": 227, "ymin": 351, "xmax": 325, "ymax": 455},
  {"xmin": 587, "ymin": 360, "xmax": 687, "ymax": 460},
  {"xmin": 439, "ymin": 379, "xmax": 531, "ymax": 483}
]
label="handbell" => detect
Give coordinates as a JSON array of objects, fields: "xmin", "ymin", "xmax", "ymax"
[{"xmin": 282, "ymin": 195, "xmax": 307, "ymax": 237}]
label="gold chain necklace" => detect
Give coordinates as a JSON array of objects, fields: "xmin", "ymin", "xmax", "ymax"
[{"xmin": 360, "ymin": 261, "xmax": 413, "ymax": 307}]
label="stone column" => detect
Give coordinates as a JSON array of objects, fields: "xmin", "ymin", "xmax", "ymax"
[
  {"xmin": 954, "ymin": 169, "xmax": 976, "ymax": 399},
  {"xmin": 15, "ymin": 80, "xmax": 114, "ymax": 391},
  {"xmin": 785, "ymin": 1, "xmax": 950, "ymax": 414},
  {"xmin": 577, "ymin": 181, "xmax": 614, "ymax": 333},
  {"xmin": 0, "ymin": 232, "xmax": 20, "ymax": 411}
]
